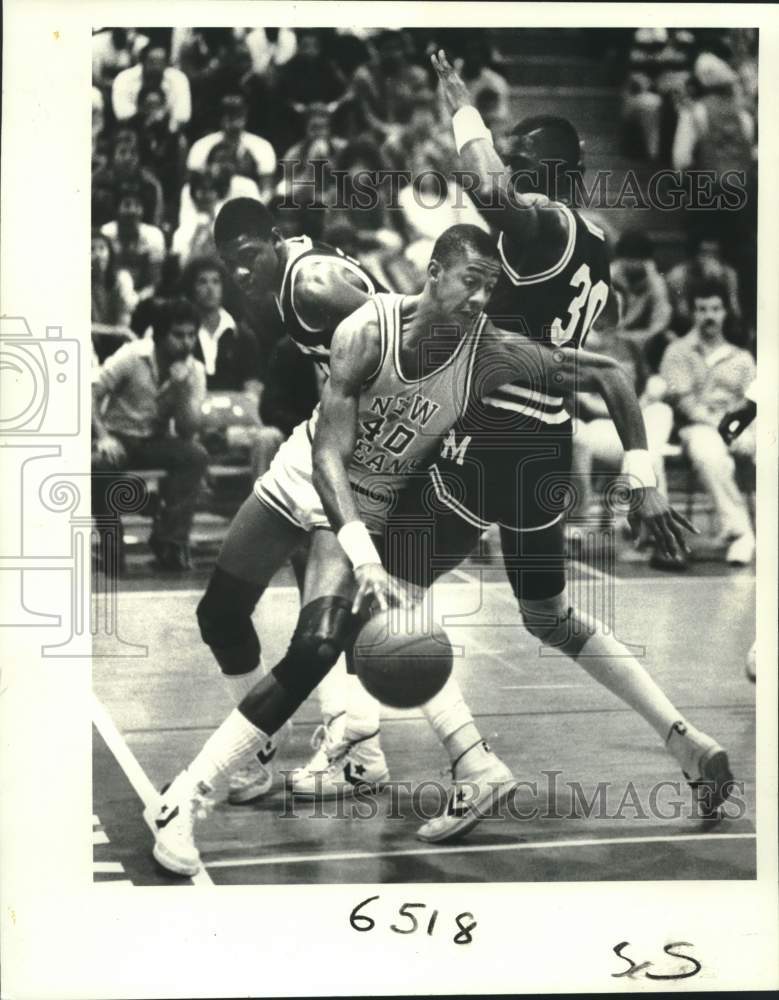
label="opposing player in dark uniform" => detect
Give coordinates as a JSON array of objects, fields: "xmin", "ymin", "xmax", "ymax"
[
  {"xmin": 398, "ymin": 50, "xmax": 734, "ymax": 842},
  {"xmin": 193, "ymin": 198, "xmax": 388, "ymax": 807}
]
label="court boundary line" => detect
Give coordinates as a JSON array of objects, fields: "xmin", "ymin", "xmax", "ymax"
[
  {"xmin": 115, "ymin": 701, "xmax": 756, "ymax": 736},
  {"xmin": 205, "ymin": 831, "xmax": 756, "ymax": 871},
  {"xmin": 92, "ymin": 693, "xmax": 215, "ymax": 887}
]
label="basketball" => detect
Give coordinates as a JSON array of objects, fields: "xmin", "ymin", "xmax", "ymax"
[{"xmin": 353, "ymin": 607, "xmax": 453, "ymax": 709}]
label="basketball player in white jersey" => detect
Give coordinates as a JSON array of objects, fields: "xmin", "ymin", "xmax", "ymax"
[{"xmin": 147, "ymin": 225, "xmax": 695, "ymax": 875}]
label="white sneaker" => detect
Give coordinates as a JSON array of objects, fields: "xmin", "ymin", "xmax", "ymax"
[
  {"xmin": 144, "ymin": 771, "xmax": 213, "ymax": 877},
  {"xmin": 228, "ymin": 720, "xmax": 292, "ymax": 805},
  {"xmin": 726, "ymin": 533, "xmax": 755, "ymax": 565},
  {"xmin": 285, "ymin": 712, "xmax": 346, "ymax": 790},
  {"xmin": 666, "ymin": 720, "xmax": 734, "ymax": 817},
  {"xmin": 416, "ymin": 745, "xmax": 517, "ymax": 844},
  {"xmin": 291, "ymin": 729, "xmax": 389, "ymax": 799}
]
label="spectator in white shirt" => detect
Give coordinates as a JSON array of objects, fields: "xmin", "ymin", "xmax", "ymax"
[
  {"xmin": 100, "ymin": 182, "xmax": 166, "ymax": 301},
  {"xmin": 92, "ymin": 28, "xmax": 148, "ymax": 90},
  {"xmin": 187, "ymin": 94, "xmax": 276, "ymax": 197},
  {"xmin": 244, "ymin": 27, "xmax": 297, "ymax": 77},
  {"xmin": 171, "ymin": 173, "xmax": 220, "ymax": 267},
  {"xmin": 112, "ymin": 41, "xmax": 191, "ymax": 130},
  {"xmin": 179, "ymin": 143, "xmax": 263, "ymax": 232}
]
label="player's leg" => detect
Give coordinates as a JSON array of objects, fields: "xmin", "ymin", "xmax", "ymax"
[
  {"xmin": 148, "ymin": 526, "xmax": 363, "ymax": 875},
  {"xmin": 286, "ymin": 529, "xmax": 388, "ymax": 799},
  {"xmin": 378, "ymin": 504, "xmax": 518, "ymax": 844},
  {"xmin": 279, "ymin": 531, "xmax": 354, "ymax": 789},
  {"xmin": 196, "ymin": 492, "xmax": 306, "ymax": 804},
  {"xmin": 504, "ymin": 519, "xmax": 734, "ymax": 816}
]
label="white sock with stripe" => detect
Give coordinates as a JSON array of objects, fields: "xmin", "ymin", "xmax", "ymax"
[{"xmin": 421, "ymin": 676, "xmax": 492, "ymax": 774}]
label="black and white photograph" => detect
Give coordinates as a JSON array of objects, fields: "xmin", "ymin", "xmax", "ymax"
[{"xmin": 1, "ymin": 3, "xmax": 777, "ymax": 997}]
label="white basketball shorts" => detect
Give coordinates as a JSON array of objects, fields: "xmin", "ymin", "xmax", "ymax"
[{"xmin": 253, "ymin": 419, "xmax": 331, "ymax": 531}]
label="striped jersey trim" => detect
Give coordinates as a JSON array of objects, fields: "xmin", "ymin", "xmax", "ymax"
[
  {"xmin": 488, "ymin": 384, "xmax": 565, "ymax": 416},
  {"xmin": 429, "ymin": 463, "xmax": 565, "ymax": 534},
  {"xmin": 482, "ymin": 393, "xmax": 571, "ymax": 424},
  {"xmin": 275, "ymin": 236, "xmax": 313, "ymax": 323},
  {"xmin": 363, "ymin": 296, "xmax": 389, "ymax": 387},
  {"xmin": 429, "ymin": 463, "xmax": 492, "ymax": 531},
  {"xmin": 498, "ymin": 203, "xmax": 576, "ymax": 286}
]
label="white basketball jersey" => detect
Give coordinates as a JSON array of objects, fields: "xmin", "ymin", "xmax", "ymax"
[{"xmin": 342, "ymin": 293, "xmax": 485, "ymax": 521}]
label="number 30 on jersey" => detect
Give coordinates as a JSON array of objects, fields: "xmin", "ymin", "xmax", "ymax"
[{"xmin": 550, "ymin": 263, "xmax": 609, "ymax": 348}]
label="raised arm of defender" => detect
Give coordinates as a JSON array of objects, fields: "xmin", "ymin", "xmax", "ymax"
[
  {"xmin": 474, "ymin": 332, "xmax": 696, "ymax": 559},
  {"xmin": 432, "ymin": 49, "xmax": 570, "ymax": 275}
]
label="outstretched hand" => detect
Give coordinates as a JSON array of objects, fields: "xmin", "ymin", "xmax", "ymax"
[
  {"xmin": 431, "ymin": 49, "xmax": 473, "ymax": 114},
  {"xmin": 627, "ymin": 486, "xmax": 698, "ymax": 562}
]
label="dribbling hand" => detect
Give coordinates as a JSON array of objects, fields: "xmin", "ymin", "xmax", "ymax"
[
  {"xmin": 352, "ymin": 563, "xmax": 413, "ymax": 615},
  {"xmin": 627, "ymin": 486, "xmax": 698, "ymax": 562}
]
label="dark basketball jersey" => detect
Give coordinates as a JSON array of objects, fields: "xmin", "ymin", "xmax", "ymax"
[
  {"xmin": 275, "ymin": 236, "xmax": 387, "ymax": 371},
  {"xmin": 428, "ymin": 203, "xmax": 612, "ymax": 531}
]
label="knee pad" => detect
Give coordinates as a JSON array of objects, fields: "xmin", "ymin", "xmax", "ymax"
[
  {"xmin": 197, "ymin": 566, "xmax": 265, "ymax": 673},
  {"xmin": 272, "ymin": 596, "xmax": 359, "ymax": 701},
  {"xmin": 519, "ymin": 595, "xmax": 574, "ymax": 647}
]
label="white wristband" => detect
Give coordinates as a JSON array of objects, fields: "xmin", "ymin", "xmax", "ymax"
[
  {"xmin": 622, "ymin": 449, "xmax": 657, "ymax": 489},
  {"xmin": 337, "ymin": 520, "xmax": 381, "ymax": 569},
  {"xmin": 452, "ymin": 106, "xmax": 493, "ymax": 155}
]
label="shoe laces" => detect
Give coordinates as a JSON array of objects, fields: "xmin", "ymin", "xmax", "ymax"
[{"xmin": 323, "ymin": 737, "xmax": 354, "ymax": 768}]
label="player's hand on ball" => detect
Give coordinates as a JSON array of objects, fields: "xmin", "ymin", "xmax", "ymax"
[
  {"xmin": 352, "ymin": 563, "xmax": 412, "ymax": 615},
  {"xmin": 431, "ymin": 49, "xmax": 472, "ymax": 113},
  {"xmin": 628, "ymin": 486, "xmax": 698, "ymax": 562},
  {"xmin": 96, "ymin": 433, "xmax": 126, "ymax": 467}
]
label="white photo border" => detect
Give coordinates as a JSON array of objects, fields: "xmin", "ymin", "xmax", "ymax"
[{"xmin": 1, "ymin": 2, "xmax": 777, "ymax": 996}]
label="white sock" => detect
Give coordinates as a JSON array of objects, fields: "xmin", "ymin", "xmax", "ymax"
[
  {"xmin": 344, "ymin": 672, "xmax": 381, "ymax": 739},
  {"xmin": 315, "ymin": 654, "xmax": 349, "ymax": 722},
  {"xmin": 221, "ymin": 656, "xmax": 266, "ymax": 705},
  {"xmin": 421, "ymin": 676, "xmax": 491, "ymax": 773},
  {"xmin": 575, "ymin": 623, "xmax": 684, "ymax": 741},
  {"xmin": 187, "ymin": 709, "xmax": 268, "ymax": 791}
]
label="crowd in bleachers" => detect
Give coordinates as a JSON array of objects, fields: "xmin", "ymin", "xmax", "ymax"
[{"xmin": 91, "ymin": 26, "xmax": 758, "ymax": 573}]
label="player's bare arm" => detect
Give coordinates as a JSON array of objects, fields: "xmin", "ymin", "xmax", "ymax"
[
  {"xmin": 293, "ymin": 259, "xmax": 375, "ymax": 333},
  {"xmin": 312, "ymin": 304, "xmax": 411, "ymax": 612},
  {"xmin": 475, "ymin": 330, "xmax": 696, "ymax": 560},
  {"xmin": 432, "ymin": 49, "xmax": 569, "ymax": 274}
]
